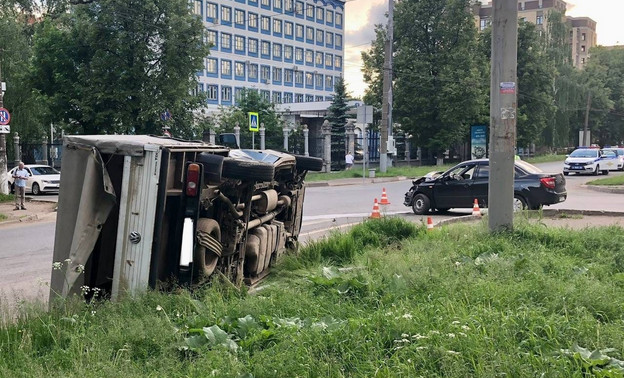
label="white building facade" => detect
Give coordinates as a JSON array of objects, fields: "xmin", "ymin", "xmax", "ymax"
[{"xmin": 193, "ymin": 0, "xmax": 345, "ymax": 112}]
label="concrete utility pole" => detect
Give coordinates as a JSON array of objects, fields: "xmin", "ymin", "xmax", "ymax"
[
  {"xmin": 489, "ymin": 0, "xmax": 518, "ymax": 232},
  {"xmin": 583, "ymin": 92, "xmax": 592, "ymax": 146},
  {"xmin": 0, "ymin": 62, "xmax": 8, "ymax": 195},
  {"xmin": 380, "ymin": 0, "xmax": 394, "ymax": 173}
]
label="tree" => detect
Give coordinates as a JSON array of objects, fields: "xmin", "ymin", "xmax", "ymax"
[
  {"xmin": 361, "ymin": 24, "xmax": 386, "ymax": 127},
  {"xmin": 327, "ymin": 76, "xmax": 352, "ymax": 168},
  {"xmin": 29, "ymin": 0, "xmax": 209, "ymax": 138},
  {"xmin": 392, "ymin": 0, "xmax": 485, "ymax": 154}
]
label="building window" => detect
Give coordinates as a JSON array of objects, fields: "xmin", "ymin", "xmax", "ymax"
[
  {"xmin": 221, "ymin": 33, "xmax": 231, "ymax": 49},
  {"xmin": 334, "ymin": 55, "xmax": 342, "ymax": 69},
  {"xmin": 284, "ymin": 92, "xmax": 293, "ymax": 103},
  {"xmin": 316, "ymin": 30, "xmax": 325, "ymax": 45},
  {"xmin": 480, "ymin": 18, "xmax": 487, "ymax": 30},
  {"xmin": 274, "ymin": 0, "xmax": 282, "ymax": 9},
  {"xmin": 335, "ymin": 34, "xmax": 342, "ymax": 48},
  {"xmin": 235, "ymin": 9, "xmax": 245, "ymax": 26},
  {"xmin": 315, "ymin": 73, "xmax": 323, "ymax": 87},
  {"xmin": 326, "ymin": 31, "xmax": 333, "ymax": 45},
  {"xmin": 305, "ymin": 49, "xmax": 313, "ymax": 64},
  {"xmin": 235, "ymin": 88, "xmax": 244, "ymax": 103},
  {"xmin": 285, "ymin": 0, "xmax": 293, "ymax": 12},
  {"xmin": 272, "ymin": 67, "xmax": 282, "ymax": 81},
  {"xmin": 261, "ymin": 40, "xmax": 270, "ymax": 57},
  {"xmin": 326, "ymin": 9, "xmax": 333, "ymax": 24},
  {"xmin": 221, "ymin": 6, "xmax": 231, "ymax": 22},
  {"xmin": 306, "ymin": 4, "xmax": 314, "ymax": 18},
  {"xmin": 235, "ymin": 35, "xmax": 245, "ymax": 52},
  {"xmin": 325, "ymin": 75, "xmax": 333, "ymax": 88},
  {"xmin": 261, "ymin": 0, "xmax": 270, "ymax": 6},
  {"xmin": 272, "ymin": 92, "xmax": 282, "ymax": 103},
  {"xmin": 305, "ymin": 94, "xmax": 314, "ymax": 102},
  {"xmin": 581, "ymin": 45, "xmax": 586, "ymax": 52},
  {"xmin": 261, "ymin": 90, "xmax": 270, "ymax": 101},
  {"xmin": 249, "ymin": 38, "xmax": 258, "ymax": 54},
  {"xmin": 235, "ymin": 62, "xmax": 245, "ymax": 77},
  {"xmin": 261, "ymin": 16, "xmax": 270, "ymax": 32},
  {"xmin": 249, "ymin": 12, "xmax": 258, "ymax": 28},
  {"xmin": 536, "ymin": 15, "xmax": 543, "ymax": 25},
  {"xmin": 325, "ymin": 53, "xmax": 333, "ymax": 67},
  {"xmin": 285, "ymin": 21, "xmax": 293, "ymax": 37},
  {"xmin": 306, "ymin": 26, "xmax": 314, "ymax": 41},
  {"xmin": 207, "ymin": 85, "xmax": 218, "ymax": 100},
  {"xmin": 295, "ymin": 24, "xmax": 304, "ymax": 39},
  {"xmin": 315, "ymin": 96, "xmax": 323, "ymax": 102},
  {"xmin": 206, "ymin": 30, "xmax": 217, "ymax": 47},
  {"xmin": 285, "ymin": 69, "xmax": 293, "ymax": 83},
  {"xmin": 295, "ymin": 1, "xmax": 304, "ymax": 15},
  {"xmin": 249, "ymin": 64, "xmax": 258, "ymax": 79},
  {"xmin": 295, "ymin": 93, "xmax": 304, "ymax": 102},
  {"xmin": 222, "ymin": 86, "xmax": 232, "ymax": 102},
  {"xmin": 221, "ymin": 60, "xmax": 232, "ymax": 76},
  {"xmin": 206, "ymin": 58, "xmax": 217, "ymax": 73},
  {"xmin": 261, "ymin": 65, "xmax": 270, "ymax": 81},
  {"xmin": 295, "ymin": 71, "xmax": 303, "ymax": 85},
  {"xmin": 274, "ymin": 19, "xmax": 282, "ymax": 34},
  {"xmin": 305, "ymin": 72, "xmax": 313, "ymax": 85},
  {"xmin": 315, "ymin": 51, "xmax": 323, "ymax": 65},
  {"xmin": 582, "ymin": 33, "xmax": 586, "ymax": 41},
  {"xmin": 207, "ymin": 2, "xmax": 217, "ymax": 19},
  {"xmin": 295, "ymin": 47, "xmax": 304, "ymax": 61},
  {"xmin": 335, "ymin": 12, "xmax": 342, "ymax": 27},
  {"xmin": 273, "ymin": 43, "xmax": 282, "ymax": 58},
  {"xmin": 285, "ymin": 45, "xmax": 293, "ymax": 59},
  {"xmin": 316, "ymin": 6, "xmax": 324, "ymax": 22}
]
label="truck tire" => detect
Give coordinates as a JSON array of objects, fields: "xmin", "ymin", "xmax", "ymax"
[
  {"xmin": 293, "ymin": 155, "xmax": 324, "ymax": 172},
  {"xmin": 194, "ymin": 218, "xmax": 222, "ymax": 278},
  {"xmin": 222, "ymin": 158, "xmax": 275, "ymax": 182},
  {"xmin": 196, "ymin": 153, "xmax": 224, "ymax": 183}
]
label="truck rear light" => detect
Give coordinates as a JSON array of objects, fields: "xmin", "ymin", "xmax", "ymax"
[
  {"xmin": 540, "ymin": 177, "xmax": 556, "ymax": 189},
  {"xmin": 186, "ymin": 163, "xmax": 200, "ymax": 197}
]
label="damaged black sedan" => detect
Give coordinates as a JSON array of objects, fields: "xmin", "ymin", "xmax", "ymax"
[{"xmin": 404, "ymin": 159, "xmax": 567, "ymax": 214}]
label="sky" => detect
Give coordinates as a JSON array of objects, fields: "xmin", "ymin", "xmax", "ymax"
[{"xmin": 344, "ymin": 0, "xmax": 624, "ymax": 99}]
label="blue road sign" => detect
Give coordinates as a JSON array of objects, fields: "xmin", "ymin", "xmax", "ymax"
[
  {"xmin": 160, "ymin": 110, "xmax": 172, "ymax": 121},
  {"xmin": 0, "ymin": 107, "xmax": 10, "ymax": 125},
  {"xmin": 248, "ymin": 112, "xmax": 259, "ymax": 132}
]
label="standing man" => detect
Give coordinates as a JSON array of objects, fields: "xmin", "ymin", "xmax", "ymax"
[
  {"xmin": 345, "ymin": 151, "xmax": 354, "ymax": 170},
  {"xmin": 12, "ymin": 161, "xmax": 29, "ymax": 210}
]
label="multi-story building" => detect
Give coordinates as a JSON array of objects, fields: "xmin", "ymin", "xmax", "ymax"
[
  {"xmin": 192, "ymin": 0, "xmax": 345, "ymax": 111},
  {"xmin": 473, "ymin": 0, "xmax": 597, "ymax": 68}
]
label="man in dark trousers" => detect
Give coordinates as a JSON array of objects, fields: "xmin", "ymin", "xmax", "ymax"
[{"xmin": 12, "ymin": 161, "xmax": 29, "ymax": 210}]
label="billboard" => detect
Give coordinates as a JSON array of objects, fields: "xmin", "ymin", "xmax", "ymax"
[{"xmin": 471, "ymin": 125, "xmax": 487, "ymax": 159}]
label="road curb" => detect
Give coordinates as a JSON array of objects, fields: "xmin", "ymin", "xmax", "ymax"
[
  {"xmin": 306, "ymin": 175, "xmax": 410, "ymax": 188},
  {"xmin": 582, "ymin": 184, "xmax": 624, "ymax": 194}
]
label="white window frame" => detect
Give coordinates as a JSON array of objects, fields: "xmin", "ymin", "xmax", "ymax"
[{"xmin": 221, "ymin": 60, "xmax": 232, "ymax": 75}]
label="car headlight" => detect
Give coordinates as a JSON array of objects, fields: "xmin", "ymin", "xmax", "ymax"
[
  {"xmin": 43, "ymin": 180, "xmax": 50, "ymax": 184},
  {"xmin": 564, "ymin": 160, "xmax": 569, "ymax": 165}
]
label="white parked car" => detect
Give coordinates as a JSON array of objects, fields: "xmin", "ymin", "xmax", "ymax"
[
  {"xmin": 8, "ymin": 164, "xmax": 61, "ymax": 195},
  {"xmin": 563, "ymin": 148, "xmax": 619, "ymax": 176},
  {"xmin": 602, "ymin": 148, "xmax": 624, "ymax": 171}
]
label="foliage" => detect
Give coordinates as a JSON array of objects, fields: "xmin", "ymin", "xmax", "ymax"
[
  {"xmin": 327, "ymin": 77, "xmax": 351, "ymax": 132},
  {"xmin": 29, "ymin": 0, "xmax": 209, "ymax": 138},
  {"xmin": 360, "ymin": 24, "xmax": 385, "ymax": 128},
  {"xmin": 0, "ymin": 193, "xmax": 14, "ymax": 202},
  {"xmin": 586, "ymin": 175, "xmax": 624, "ymax": 186},
  {"xmin": 211, "ymin": 89, "xmax": 285, "ymax": 150}
]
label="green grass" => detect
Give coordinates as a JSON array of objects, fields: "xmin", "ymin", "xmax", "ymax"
[
  {"xmin": 3, "ymin": 218, "xmax": 624, "ymax": 376},
  {"xmin": 524, "ymin": 154, "xmax": 567, "ymax": 164},
  {"xmin": 587, "ymin": 175, "xmax": 624, "ymax": 186},
  {"xmin": 0, "ymin": 193, "xmax": 14, "ymax": 203},
  {"xmin": 0, "ymin": 213, "xmax": 6, "ymax": 221}
]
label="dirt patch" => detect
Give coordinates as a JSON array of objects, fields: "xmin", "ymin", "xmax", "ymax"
[{"xmin": 0, "ymin": 200, "xmax": 57, "ymax": 226}]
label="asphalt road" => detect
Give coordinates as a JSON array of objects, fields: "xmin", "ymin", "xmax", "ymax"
[{"xmin": 2, "ymin": 160, "xmax": 623, "ymax": 306}]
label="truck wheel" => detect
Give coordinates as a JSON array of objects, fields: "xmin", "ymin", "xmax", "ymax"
[
  {"xmin": 194, "ymin": 218, "xmax": 222, "ymax": 278},
  {"xmin": 197, "ymin": 153, "xmax": 224, "ymax": 183},
  {"xmin": 293, "ymin": 155, "xmax": 324, "ymax": 171},
  {"xmin": 411, "ymin": 194, "xmax": 430, "ymax": 215},
  {"xmin": 222, "ymin": 158, "xmax": 275, "ymax": 182}
]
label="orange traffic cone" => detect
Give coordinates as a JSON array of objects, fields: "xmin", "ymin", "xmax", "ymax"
[
  {"xmin": 380, "ymin": 187, "xmax": 391, "ymax": 205},
  {"xmin": 427, "ymin": 217, "xmax": 434, "ymax": 231},
  {"xmin": 370, "ymin": 198, "xmax": 382, "ymax": 219},
  {"xmin": 472, "ymin": 199, "xmax": 482, "ymax": 217}
]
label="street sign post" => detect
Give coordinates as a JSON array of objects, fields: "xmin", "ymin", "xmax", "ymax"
[
  {"xmin": 0, "ymin": 107, "xmax": 10, "ymax": 125},
  {"xmin": 248, "ymin": 112, "xmax": 259, "ymax": 149},
  {"xmin": 0, "ymin": 125, "xmax": 9, "ymax": 134}
]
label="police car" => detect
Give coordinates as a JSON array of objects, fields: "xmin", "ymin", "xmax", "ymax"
[{"xmin": 563, "ymin": 147, "xmax": 619, "ymax": 176}]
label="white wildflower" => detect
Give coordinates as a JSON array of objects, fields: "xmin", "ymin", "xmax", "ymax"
[
  {"xmin": 451, "ymin": 320, "xmax": 460, "ymax": 325},
  {"xmin": 402, "ymin": 313, "xmax": 413, "ymax": 319},
  {"xmin": 80, "ymin": 286, "xmax": 90, "ymax": 296},
  {"xmin": 52, "ymin": 262, "xmax": 63, "ymax": 270},
  {"xmin": 156, "ymin": 305, "xmax": 163, "ymax": 312},
  {"xmin": 416, "ymin": 346, "xmax": 426, "ymax": 351},
  {"xmin": 76, "ymin": 264, "xmax": 85, "ymax": 273},
  {"xmin": 455, "ymin": 261, "xmax": 461, "ymax": 267},
  {"xmin": 412, "ymin": 334, "xmax": 428, "ymax": 340},
  {"xmin": 461, "ymin": 325, "xmax": 471, "ymax": 331},
  {"xmin": 429, "ymin": 330, "xmax": 440, "ymax": 335},
  {"xmin": 447, "ymin": 333, "xmax": 456, "ymax": 338},
  {"xmin": 91, "ymin": 310, "xmax": 96, "ymax": 316},
  {"xmin": 64, "ymin": 258, "xmax": 72, "ymax": 263},
  {"xmin": 401, "ymin": 333, "xmax": 410, "ymax": 338},
  {"xmin": 447, "ymin": 350, "xmax": 461, "ymax": 355}
]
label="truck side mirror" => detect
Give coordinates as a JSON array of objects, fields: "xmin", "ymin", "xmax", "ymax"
[{"xmin": 218, "ymin": 133, "xmax": 239, "ymax": 149}]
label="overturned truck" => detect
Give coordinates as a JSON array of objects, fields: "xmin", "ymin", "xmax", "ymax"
[{"xmin": 50, "ymin": 135, "xmax": 323, "ymax": 301}]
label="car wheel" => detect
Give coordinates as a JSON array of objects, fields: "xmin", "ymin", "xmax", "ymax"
[
  {"xmin": 32, "ymin": 183, "xmax": 41, "ymax": 195},
  {"xmin": 513, "ymin": 195, "xmax": 528, "ymax": 212},
  {"xmin": 293, "ymin": 154, "xmax": 324, "ymax": 172},
  {"xmin": 563, "ymin": 172, "xmax": 569, "ymax": 176},
  {"xmin": 411, "ymin": 194, "xmax": 430, "ymax": 215},
  {"xmin": 222, "ymin": 158, "xmax": 275, "ymax": 182},
  {"xmin": 193, "ymin": 218, "xmax": 222, "ymax": 278},
  {"xmin": 593, "ymin": 165, "xmax": 600, "ymax": 176},
  {"xmin": 602, "ymin": 169, "xmax": 609, "ymax": 175}
]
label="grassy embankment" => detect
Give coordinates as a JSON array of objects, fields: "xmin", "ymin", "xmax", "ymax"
[
  {"xmin": 2, "ymin": 217, "xmax": 624, "ymax": 377},
  {"xmin": 306, "ymin": 154, "xmax": 566, "ymax": 182},
  {"xmin": 587, "ymin": 175, "xmax": 624, "ymax": 186}
]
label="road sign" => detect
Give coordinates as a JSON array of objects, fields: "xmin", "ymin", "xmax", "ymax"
[
  {"xmin": 0, "ymin": 107, "xmax": 10, "ymax": 125},
  {"xmin": 357, "ymin": 105, "xmax": 373, "ymax": 124},
  {"xmin": 0, "ymin": 125, "xmax": 10, "ymax": 133},
  {"xmin": 160, "ymin": 110, "xmax": 172, "ymax": 121},
  {"xmin": 248, "ymin": 112, "xmax": 259, "ymax": 132}
]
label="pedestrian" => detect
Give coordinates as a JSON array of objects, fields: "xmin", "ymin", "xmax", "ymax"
[
  {"xmin": 12, "ymin": 161, "xmax": 29, "ymax": 210},
  {"xmin": 345, "ymin": 151, "xmax": 354, "ymax": 170}
]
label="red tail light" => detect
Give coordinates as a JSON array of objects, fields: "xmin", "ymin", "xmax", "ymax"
[
  {"xmin": 540, "ymin": 177, "xmax": 556, "ymax": 189},
  {"xmin": 186, "ymin": 163, "xmax": 200, "ymax": 197}
]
